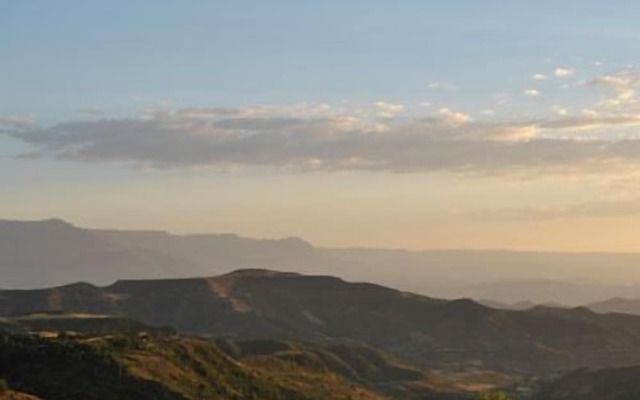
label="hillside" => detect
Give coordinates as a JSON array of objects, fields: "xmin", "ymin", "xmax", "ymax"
[
  {"xmin": 0, "ymin": 330, "xmax": 476, "ymax": 400},
  {"xmin": 4, "ymin": 270, "xmax": 640, "ymax": 374},
  {"xmin": 533, "ymin": 365, "xmax": 640, "ymax": 400}
]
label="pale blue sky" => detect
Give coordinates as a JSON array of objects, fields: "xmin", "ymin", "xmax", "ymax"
[
  {"xmin": 2, "ymin": 1, "xmax": 636, "ymax": 120},
  {"xmin": 3, "ymin": 1, "xmax": 640, "ymax": 250}
]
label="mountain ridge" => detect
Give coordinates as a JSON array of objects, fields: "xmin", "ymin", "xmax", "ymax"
[
  {"xmin": 5, "ymin": 269, "xmax": 640, "ymax": 374},
  {"xmin": 4, "ymin": 218, "xmax": 640, "ymax": 306}
]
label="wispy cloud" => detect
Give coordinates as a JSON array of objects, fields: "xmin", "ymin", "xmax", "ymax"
[
  {"xmin": 426, "ymin": 81, "xmax": 457, "ymax": 91},
  {"xmin": 524, "ymin": 89, "xmax": 541, "ymax": 97},
  {"xmin": 550, "ymin": 105, "xmax": 569, "ymax": 116},
  {"xmin": 0, "ymin": 115, "xmax": 34, "ymax": 129},
  {"xmin": 436, "ymin": 108, "xmax": 470, "ymax": 125},
  {"xmin": 460, "ymin": 199, "xmax": 640, "ymax": 221},
  {"xmin": 5, "ymin": 104, "xmax": 640, "ymax": 176},
  {"xmin": 588, "ymin": 69, "xmax": 639, "ymax": 111},
  {"xmin": 554, "ymin": 67, "xmax": 575, "ymax": 78},
  {"xmin": 374, "ymin": 101, "xmax": 404, "ymax": 118},
  {"xmin": 5, "ymin": 69, "xmax": 640, "ymax": 178}
]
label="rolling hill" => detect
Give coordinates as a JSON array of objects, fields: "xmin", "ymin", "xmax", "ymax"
[
  {"xmin": 0, "ymin": 328, "xmax": 476, "ymax": 400},
  {"xmin": 4, "ymin": 269, "xmax": 640, "ymax": 375},
  {"xmin": 533, "ymin": 365, "xmax": 640, "ymax": 400}
]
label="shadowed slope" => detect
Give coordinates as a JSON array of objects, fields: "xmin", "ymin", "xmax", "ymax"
[{"xmin": 5, "ymin": 270, "xmax": 640, "ymax": 374}]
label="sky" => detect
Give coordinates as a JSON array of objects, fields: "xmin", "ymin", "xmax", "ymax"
[{"xmin": 3, "ymin": 1, "xmax": 640, "ymax": 251}]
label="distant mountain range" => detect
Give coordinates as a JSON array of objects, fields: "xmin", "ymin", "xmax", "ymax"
[
  {"xmin": 5, "ymin": 269, "xmax": 640, "ymax": 375},
  {"xmin": 586, "ymin": 297, "xmax": 640, "ymax": 316},
  {"xmin": 0, "ymin": 218, "xmax": 323, "ymax": 288},
  {"xmin": 7, "ymin": 219, "xmax": 640, "ymax": 398},
  {"xmin": 3, "ymin": 218, "xmax": 640, "ymax": 306},
  {"xmin": 482, "ymin": 294, "xmax": 640, "ymax": 317},
  {"xmin": 449, "ymin": 280, "xmax": 640, "ymax": 307}
]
